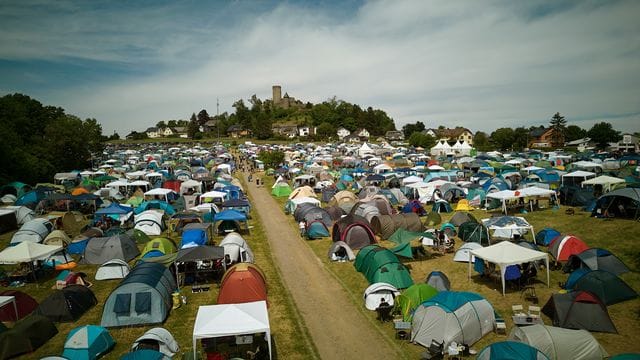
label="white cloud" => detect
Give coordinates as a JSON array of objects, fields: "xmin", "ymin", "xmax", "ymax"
[{"xmin": 3, "ymin": 0, "xmax": 639, "ymax": 135}]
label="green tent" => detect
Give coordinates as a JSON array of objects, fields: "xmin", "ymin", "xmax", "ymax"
[
  {"xmin": 141, "ymin": 237, "xmax": 177, "ymax": 258},
  {"xmin": 388, "ymin": 228, "xmax": 434, "ymax": 245},
  {"xmin": 354, "ymin": 245, "xmax": 413, "ymax": 289},
  {"xmin": 395, "ymin": 284, "xmax": 438, "ymax": 321},
  {"xmin": 271, "ymin": 183, "xmax": 292, "ymax": 197},
  {"xmin": 0, "ymin": 314, "xmax": 58, "ymax": 359},
  {"xmin": 458, "ymin": 221, "xmax": 490, "ymax": 245},
  {"xmin": 391, "ymin": 242, "xmax": 414, "ymax": 259}
]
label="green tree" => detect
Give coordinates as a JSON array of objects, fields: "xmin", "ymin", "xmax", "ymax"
[
  {"xmin": 316, "ymin": 122, "xmax": 335, "ymax": 139},
  {"xmin": 473, "ymin": 131, "xmax": 491, "ymax": 151},
  {"xmin": 587, "ymin": 122, "xmax": 622, "ymax": 150},
  {"xmin": 408, "ymin": 132, "xmax": 435, "ymax": 149},
  {"xmin": 232, "ymin": 100, "xmax": 251, "ymax": 131},
  {"xmin": 402, "ymin": 121, "xmax": 426, "ymax": 138},
  {"xmin": 490, "ymin": 127, "xmax": 515, "ymax": 151},
  {"xmin": 258, "ymin": 150, "xmax": 285, "ymax": 169},
  {"xmin": 549, "ymin": 112, "xmax": 567, "ymax": 148},
  {"xmin": 513, "ymin": 127, "xmax": 530, "ymax": 151},
  {"xmin": 156, "ymin": 120, "xmax": 167, "ymax": 128},
  {"xmin": 187, "ymin": 113, "xmax": 199, "ymax": 138},
  {"xmin": 167, "ymin": 120, "xmax": 178, "ymax": 128},
  {"xmin": 565, "ymin": 125, "xmax": 587, "ymax": 142},
  {"xmin": 197, "ymin": 109, "xmax": 210, "ymax": 127}
]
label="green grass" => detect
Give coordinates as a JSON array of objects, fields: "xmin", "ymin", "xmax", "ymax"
[
  {"xmin": 263, "ymin": 173, "xmax": 640, "ymax": 356},
  {"xmin": 0, "ymin": 179, "xmax": 317, "ymax": 359}
]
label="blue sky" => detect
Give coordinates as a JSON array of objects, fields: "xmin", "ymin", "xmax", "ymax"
[{"xmin": 1, "ymin": 0, "xmax": 638, "ymax": 136}]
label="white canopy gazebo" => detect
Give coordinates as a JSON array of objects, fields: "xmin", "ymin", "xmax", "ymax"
[
  {"xmin": 468, "ymin": 241, "xmax": 549, "ymax": 296},
  {"xmin": 193, "ymin": 301, "xmax": 271, "ymax": 359},
  {"xmin": 581, "ymin": 175, "xmax": 625, "ymax": 193}
]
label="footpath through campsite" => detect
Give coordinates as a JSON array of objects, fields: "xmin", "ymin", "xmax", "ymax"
[{"xmin": 244, "ymin": 173, "xmax": 403, "ymax": 360}]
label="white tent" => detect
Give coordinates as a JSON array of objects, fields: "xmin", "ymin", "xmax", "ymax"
[
  {"xmin": 358, "ymin": 143, "xmax": 373, "ymax": 157},
  {"xmin": 561, "ymin": 170, "xmax": 596, "ymax": 186},
  {"xmin": 193, "ymin": 301, "xmax": 272, "ymax": 360},
  {"xmin": 468, "ymin": 241, "xmax": 549, "ymax": 296},
  {"xmin": 0, "ymin": 242, "xmax": 62, "ymax": 264},
  {"xmin": 430, "ymin": 140, "xmax": 452, "ymax": 156},
  {"xmin": 363, "ymin": 283, "xmax": 400, "ymax": 310},
  {"xmin": 485, "ymin": 187, "xmax": 557, "ymax": 214},
  {"xmin": 581, "ymin": 175, "xmax": 625, "ymax": 193},
  {"xmin": 401, "ymin": 175, "xmax": 423, "ymax": 185},
  {"xmin": 144, "ymin": 188, "xmax": 177, "ymax": 202},
  {"xmin": 180, "ymin": 179, "xmax": 203, "ymax": 195}
]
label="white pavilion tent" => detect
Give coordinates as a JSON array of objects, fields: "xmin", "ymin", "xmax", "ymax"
[
  {"xmin": 193, "ymin": 301, "xmax": 272, "ymax": 359},
  {"xmin": 469, "ymin": 241, "xmax": 549, "ymax": 296}
]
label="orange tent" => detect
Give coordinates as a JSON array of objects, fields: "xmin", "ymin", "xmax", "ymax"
[{"xmin": 217, "ymin": 263, "xmax": 267, "ymax": 306}]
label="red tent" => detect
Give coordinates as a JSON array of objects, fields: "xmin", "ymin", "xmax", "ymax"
[
  {"xmin": 0, "ymin": 290, "xmax": 38, "ymax": 321},
  {"xmin": 217, "ymin": 263, "xmax": 267, "ymax": 306},
  {"xmin": 548, "ymin": 235, "xmax": 589, "ymax": 262}
]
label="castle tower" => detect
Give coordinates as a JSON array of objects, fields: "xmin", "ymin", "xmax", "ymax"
[{"xmin": 272, "ymin": 85, "xmax": 282, "ymax": 105}]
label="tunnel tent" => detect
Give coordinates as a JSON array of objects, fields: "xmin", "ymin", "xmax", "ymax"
[
  {"xmin": 476, "ymin": 341, "xmax": 550, "ymax": 360},
  {"xmin": 509, "ymin": 324, "xmax": 608, "ymax": 360},
  {"xmin": 354, "ymin": 245, "xmax": 413, "ymax": 289},
  {"xmin": 411, "ymin": 291, "xmax": 495, "ymax": 349},
  {"xmin": 101, "ymin": 262, "xmax": 177, "ymax": 328},
  {"xmin": 10, "ymin": 218, "xmax": 54, "ymax": 245}
]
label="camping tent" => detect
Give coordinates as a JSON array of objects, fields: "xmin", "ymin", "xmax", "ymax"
[
  {"xmin": 271, "ymin": 182, "xmax": 292, "ymax": 197},
  {"xmin": 509, "ymin": 324, "xmax": 608, "ymax": 360},
  {"xmin": 541, "ymin": 290, "xmax": 617, "ymax": 333},
  {"xmin": 570, "ymin": 270, "xmax": 637, "ymax": 305},
  {"xmin": 141, "ymin": 237, "xmax": 176, "ymax": 258},
  {"xmin": 332, "ymin": 218, "xmax": 376, "ymax": 250},
  {"xmin": 592, "ymin": 187, "xmax": 640, "ymax": 219},
  {"xmin": 217, "ymin": 263, "xmax": 267, "ymax": 305},
  {"xmin": 567, "ymin": 248, "xmax": 630, "ymax": 275},
  {"xmin": 354, "ymin": 245, "xmax": 413, "ymax": 289},
  {"xmin": 411, "ymin": 291, "xmax": 495, "ymax": 348},
  {"xmin": 219, "ymin": 232, "xmax": 254, "ymax": 263},
  {"xmin": 81, "ymin": 234, "xmax": 140, "ymax": 264},
  {"xmin": 95, "ymin": 259, "xmax": 131, "ymax": 280},
  {"xmin": 363, "ymin": 283, "xmax": 400, "ymax": 311},
  {"xmin": 327, "ymin": 241, "xmax": 356, "ymax": 262},
  {"xmin": 425, "ymin": 271, "xmax": 450, "ymax": 291},
  {"xmin": 62, "ymin": 325, "xmax": 115, "ymax": 360},
  {"xmin": 449, "ymin": 211, "xmax": 477, "ymax": 227},
  {"xmin": 535, "ymin": 228, "xmax": 561, "ymax": 246},
  {"xmin": 132, "ymin": 327, "xmax": 179, "ymax": 358},
  {"xmin": 395, "ymin": 283, "xmax": 438, "ymax": 322},
  {"xmin": 101, "ymin": 262, "xmax": 176, "ymax": 328},
  {"xmin": 134, "ymin": 210, "xmax": 165, "ymax": 236},
  {"xmin": 476, "ymin": 341, "xmax": 550, "ymax": 360},
  {"xmin": 469, "ymin": 241, "xmax": 549, "ymax": 296},
  {"xmin": 10, "ymin": 218, "xmax": 53, "ymax": 245},
  {"xmin": 548, "ymin": 235, "xmax": 589, "ymax": 262},
  {"xmin": 453, "ymin": 242, "xmax": 482, "ymax": 263},
  {"xmin": 193, "ymin": 301, "xmax": 272, "ymax": 360},
  {"xmin": 0, "ymin": 290, "xmax": 38, "ymax": 322},
  {"xmin": 458, "ymin": 221, "xmax": 489, "ymax": 245},
  {"xmin": 0, "ymin": 314, "xmax": 58, "ymax": 359},
  {"xmin": 36, "ymin": 285, "xmax": 97, "ymax": 322}
]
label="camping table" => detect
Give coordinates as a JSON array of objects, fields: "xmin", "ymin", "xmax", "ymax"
[
  {"xmin": 512, "ymin": 315, "xmax": 543, "ymax": 326},
  {"xmin": 0, "ymin": 296, "xmax": 18, "ymax": 320}
]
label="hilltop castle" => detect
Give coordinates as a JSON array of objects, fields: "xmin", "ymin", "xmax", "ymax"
[{"xmin": 271, "ymin": 85, "xmax": 304, "ymax": 109}]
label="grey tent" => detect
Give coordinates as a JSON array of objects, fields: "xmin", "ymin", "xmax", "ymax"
[
  {"xmin": 96, "ymin": 259, "xmax": 131, "ymax": 280},
  {"xmin": 349, "ymin": 202, "xmax": 381, "ymax": 223},
  {"xmin": 81, "ymin": 234, "xmax": 140, "ymax": 264},
  {"xmin": 453, "ymin": 242, "xmax": 482, "ymax": 262},
  {"xmin": 425, "ymin": 271, "xmax": 451, "ymax": 291},
  {"xmin": 219, "ymin": 232, "xmax": 254, "ymax": 263},
  {"xmin": 101, "ymin": 262, "xmax": 176, "ymax": 328},
  {"xmin": 324, "ymin": 205, "xmax": 345, "ymax": 221},
  {"xmin": 327, "ymin": 241, "xmax": 356, "ymax": 261},
  {"xmin": 294, "ymin": 203, "xmax": 332, "ymax": 228},
  {"xmin": 132, "ymin": 327, "xmax": 179, "ymax": 357},
  {"xmin": 332, "ymin": 216, "xmax": 377, "ymax": 250},
  {"xmin": 10, "ymin": 218, "xmax": 53, "ymax": 245},
  {"xmin": 567, "ymin": 248, "xmax": 630, "ymax": 275},
  {"xmin": 370, "ymin": 213, "xmax": 424, "ymax": 240},
  {"xmin": 509, "ymin": 324, "xmax": 608, "ymax": 360},
  {"xmin": 541, "ymin": 290, "xmax": 617, "ymax": 333},
  {"xmin": 592, "ymin": 187, "xmax": 640, "ymax": 219}
]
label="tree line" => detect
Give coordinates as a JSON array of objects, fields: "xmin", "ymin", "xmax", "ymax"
[{"xmin": 0, "ymin": 93, "xmax": 105, "ymax": 185}]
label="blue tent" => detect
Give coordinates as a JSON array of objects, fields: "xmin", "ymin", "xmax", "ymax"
[
  {"xmin": 120, "ymin": 350, "xmax": 166, "ymax": 360},
  {"xmin": 476, "ymin": 341, "xmax": 550, "ymax": 360},
  {"xmin": 306, "ymin": 220, "xmax": 330, "ymax": 239},
  {"xmin": 565, "ymin": 268, "xmax": 591, "ymax": 289},
  {"xmin": 535, "ymin": 228, "xmax": 560, "ymax": 246},
  {"xmin": 62, "ymin": 325, "xmax": 115, "ymax": 360},
  {"xmin": 180, "ymin": 229, "xmax": 208, "ymax": 248},
  {"xmin": 15, "ymin": 188, "xmax": 52, "ymax": 207},
  {"xmin": 95, "ymin": 203, "xmax": 133, "ymax": 216}
]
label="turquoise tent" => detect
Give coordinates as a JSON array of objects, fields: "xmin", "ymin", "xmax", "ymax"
[
  {"xmin": 62, "ymin": 325, "xmax": 115, "ymax": 360},
  {"xmin": 476, "ymin": 341, "xmax": 550, "ymax": 360}
]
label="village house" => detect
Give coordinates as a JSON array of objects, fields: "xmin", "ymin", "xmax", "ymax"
[
  {"xmin": 610, "ymin": 134, "xmax": 639, "ymax": 153},
  {"xmin": 227, "ymin": 124, "xmax": 250, "ymax": 138},
  {"xmin": 336, "ymin": 127, "xmax": 351, "ymax": 140},
  {"xmin": 272, "ymin": 124, "xmax": 298, "ymax": 138},
  {"xmin": 145, "ymin": 127, "xmax": 161, "ymax": 138},
  {"xmin": 355, "ymin": 128, "xmax": 370, "ymax": 141},
  {"xmin": 385, "ymin": 130, "xmax": 404, "ymax": 141},
  {"xmin": 528, "ymin": 127, "xmax": 554, "ymax": 148},
  {"xmin": 298, "ymin": 125, "xmax": 316, "ymax": 137}
]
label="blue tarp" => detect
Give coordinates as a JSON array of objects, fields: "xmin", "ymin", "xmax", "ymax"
[
  {"xmin": 95, "ymin": 203, "xmax": 133, "ymax": 215},
  {"xmin": 213, "ymin": 209, "xmax": 247, "ymax": 222}
]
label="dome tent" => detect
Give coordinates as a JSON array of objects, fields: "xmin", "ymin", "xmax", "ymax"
[
  {"xmin": 62, "ymin": 325, "xmax": 115, "ymax": 360},
  {"xmin": 476, "ymin": 341, "xmax": 550, "ymax": 360},
  {"xmin": 509, "ymin": 324, "xmax": 608, "ymax": 360}
]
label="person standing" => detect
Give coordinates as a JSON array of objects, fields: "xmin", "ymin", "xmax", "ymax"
[{"xmin": 299, "ymin": 220, "xmax": 306, "ymax": 238}]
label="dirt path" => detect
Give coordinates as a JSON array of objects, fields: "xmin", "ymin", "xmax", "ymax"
[{"xmin": 244, "ymin": 173, "xmax": 402, "ymax": 360}]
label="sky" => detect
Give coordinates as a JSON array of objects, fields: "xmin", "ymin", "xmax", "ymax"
[{"xmin": 1, "ymin": 0, "xmax": 639, "ymax": 136}]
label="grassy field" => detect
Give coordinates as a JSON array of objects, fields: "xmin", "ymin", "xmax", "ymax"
[
  {"xmin": 262, "ymin": 174, "xmax": 640, "ymax": 357},
  {"xmin": 0, "ymin": 176, "xmax": 318, "ymax": 359}
]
